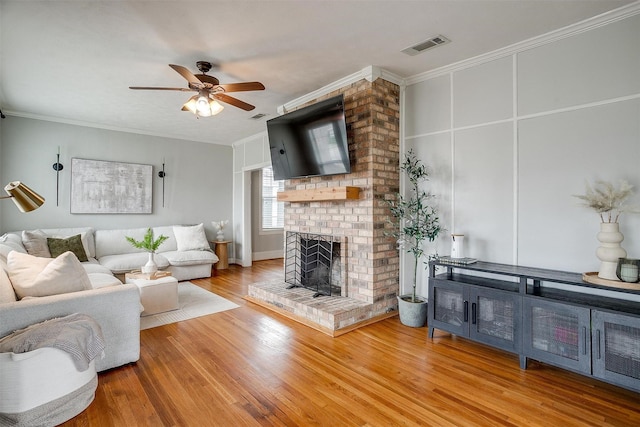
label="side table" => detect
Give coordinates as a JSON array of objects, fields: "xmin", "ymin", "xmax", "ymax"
[{"xmin": 212, "ymin": 240, "xmax": 231, "ymax": 270}]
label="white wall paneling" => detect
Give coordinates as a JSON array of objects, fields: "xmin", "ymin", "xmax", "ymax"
[
  {"xmin": 518, "ymin": 99, "xmax": 640, "ymax": 272},
  {"xmin": 404, "ymin": 75, "xmax": 451, "ymax": 137},
  {"xmin": 454, "ymin": 123, "xmax": 515, "ymax": 265},
  {"xmin": 404, "ymin": 133, "xmax": 452, "ymax": 298},
  {"xmin": 404, "ymin": 10, "xmax": 640, "ymax": 301},
  {"xmin": 517, "ymin": 14, "xmax": 640, "ymax": 116},
  {"xmin": 453, "ymin": 56, "xmax": 513, "ymax": 127}
]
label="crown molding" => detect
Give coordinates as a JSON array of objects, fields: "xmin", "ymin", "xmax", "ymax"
[
  {"xmin": 406, "ymin": 1, "xmax": 640, "ymax": 85},
  {"xmin": 232, "ymin": 130, "xmax": 267, "ymax": 148},
  {"xmin": 278, "ymin": 66, "xmax": 405, "ymax": 114},
  {"xmin": 1, "ymin": 110, "xmax": 225, "ymax": 146}
]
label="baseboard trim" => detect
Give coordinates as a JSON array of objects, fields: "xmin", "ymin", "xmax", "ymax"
[{"xmin": 252, "ymin": 250, "xmax": 284, "ymax": 261}]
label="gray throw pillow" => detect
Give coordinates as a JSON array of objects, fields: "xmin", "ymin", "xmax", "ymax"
[{"xmin": 22, "ymin": 230, "xmax": 52, "ymax": 258}]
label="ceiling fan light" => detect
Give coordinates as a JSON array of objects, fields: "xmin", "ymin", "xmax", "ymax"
[
  {"xmin": 182, "ymin": 96, "xmax": 199, "ymax": 114},
  {"xmin": 196, "ymin": 95, "xmax": 210, "ymax": 114},
  {"xmin": 182, "ymin": 94, "xmax": 224, "ymax": 117},
  {"xmin": 209, "ymin": 99, "xmax": 224, "ymax": 115}
]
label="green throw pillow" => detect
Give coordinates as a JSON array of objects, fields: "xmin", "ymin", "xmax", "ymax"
[{"xmin": 47, "ymin": 234, "xmax": 89, "ymax": 262}]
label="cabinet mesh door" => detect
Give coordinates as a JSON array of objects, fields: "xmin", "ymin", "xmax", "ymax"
[
  {"xmin": 477, "ymin": 296, "xmax": 514, "ymax": 341},
  {"xmin": 604, "ymin": 322, "xmax": 640, "ymax": 379},
  {"xmin": 434, "ymin": 288, "xmax": 464, "ymax": 327},
  {"xmin": 531, "ymin": 307, "xmax": 579, "ymax": 360}
]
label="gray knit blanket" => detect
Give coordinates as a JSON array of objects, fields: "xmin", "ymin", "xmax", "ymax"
[{"xmin": 0, "ymin": 313, "xmax": 105, "ymax": 371}]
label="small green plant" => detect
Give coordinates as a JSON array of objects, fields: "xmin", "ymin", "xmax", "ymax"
[
  {"xmin": 126, "ymin": 228, "xmax": 168, "ymax": 253},
  {"xmin": 386, "ymin": 149, "xmax": 442, "ymax": 303},
  {"xmin": 574, "ymin": 180, "xmax": 638, "ymax": 223}
]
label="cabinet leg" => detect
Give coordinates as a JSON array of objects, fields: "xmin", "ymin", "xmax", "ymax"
[
  {"xmin": 428, "ymin": 327, "xmax": 434, "ymax": 339},
  {"xmin": 520, "ymin": 355, "xmax": 528, "ymax": 369}
]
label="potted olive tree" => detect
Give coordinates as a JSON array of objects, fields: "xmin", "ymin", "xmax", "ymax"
[{"xmin": 387, "ymin": 149, "xmax": 442, "ymax": 327}]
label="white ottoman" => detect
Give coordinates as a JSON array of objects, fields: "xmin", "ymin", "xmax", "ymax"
[{"xmin": 125, "ymin": 275, "xmax": 179, "ymax": 316}]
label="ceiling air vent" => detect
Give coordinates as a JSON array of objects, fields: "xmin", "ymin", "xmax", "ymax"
[
  {"xmin": 401, "ymin": 35, "xmax": 450, "ymax": 56},
  {"xmin": 250, "ymin": 113, "xmax": 267, "ymax": 120}
]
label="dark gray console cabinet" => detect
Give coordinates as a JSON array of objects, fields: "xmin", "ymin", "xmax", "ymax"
[
  {"xmin": 428, "ymin": 260, "xmax": 640, "ymax": 393},
  {"xmin": 429, "ymin": 275, "xmax": 522, "ymax": 356}
]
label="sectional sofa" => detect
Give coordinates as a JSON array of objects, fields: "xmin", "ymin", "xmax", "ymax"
[{"xmin": 0, "ymin": 223, "xmax": 219, "ymax": 372}]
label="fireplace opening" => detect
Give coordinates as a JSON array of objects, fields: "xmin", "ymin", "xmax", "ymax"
[{"xmin": 285, "ymin": 231, "xmax": 341, "ymax": 297}]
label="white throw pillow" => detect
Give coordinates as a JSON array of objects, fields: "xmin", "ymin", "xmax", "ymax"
[
  {"xmin": 0, "ymin": 233, "xmax": 23, "ymax": 246},
  {"xmin": 7, "ymin": 251, "xmax": 92, "ymax": 300},
  {"xmin": 173, "ymin": 223, "xmax": 210, "ymax": 251},
  {"xmin": 21, "ymin": 230, "xmax": 52, "ymax": 258},
  {"xmin": 0, "ymin": 241, "xmax": 27, "ymax": 264}
]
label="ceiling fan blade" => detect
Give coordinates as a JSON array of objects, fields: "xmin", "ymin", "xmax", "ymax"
[
  {"xmin": 129, "ymin": 86, "xmax": 194, "ymax": 92},
  {"xmin": 214, "ymin": 93, "xmax": 256, "ymax": 111},
  {"xmin": 218, "ymin": 82, "xmax": 265, "ymax": 93},
  {"xmin": 194, "ymin": 74, "xmax": 220, "ymax": 86},
  {"xmin": 169, "ymin": 64, "xmax": 204, "ymax": 88}
]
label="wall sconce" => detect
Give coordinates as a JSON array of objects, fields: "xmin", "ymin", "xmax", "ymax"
[
  {"xmin": 1, "ymin": 181, "xmax": 45, "ymax": 212},
  {"xmin": 158, "ymin": 160, "xmax": 166, "ymax": 207},
  {"xmin": 52, "ymin": 146, "xmax": 64, "ymax": 206}
]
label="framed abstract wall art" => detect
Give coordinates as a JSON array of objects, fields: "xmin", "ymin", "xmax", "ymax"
[{"xmin": 70, "ymin": 158, "xmax": 153, "ymax": 214}]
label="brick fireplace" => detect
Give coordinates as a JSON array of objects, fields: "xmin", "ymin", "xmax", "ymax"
[{"xmin": 247, "ymin": 76, "xmax": 400, "ymax": 335}]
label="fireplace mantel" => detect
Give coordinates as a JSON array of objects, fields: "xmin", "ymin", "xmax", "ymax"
[{"xmin": 277, "ymin": 186, "xmax": 360, "ymax": 202}]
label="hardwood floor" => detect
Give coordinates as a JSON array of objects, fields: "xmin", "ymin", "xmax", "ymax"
[{"xmin": 63, "ymin": 259, "xmax": 640, "ymax": 426}]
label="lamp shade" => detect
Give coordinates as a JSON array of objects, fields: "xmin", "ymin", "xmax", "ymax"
[{"xmin": 3, "ymin": 181, "xmax": 45, "ymax": 212}]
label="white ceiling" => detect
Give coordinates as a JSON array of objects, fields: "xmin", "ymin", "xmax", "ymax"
[{"xmin": 0, "ymin": 0, "xmax": 635, "ymax": 146}]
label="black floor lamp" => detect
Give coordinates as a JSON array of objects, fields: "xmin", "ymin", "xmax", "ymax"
[{"xmin": 1, "ymin": 181, "xmax": 45, "ymax": 212}]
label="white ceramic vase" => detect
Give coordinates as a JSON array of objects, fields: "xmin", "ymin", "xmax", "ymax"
[
  {"xmin": 216, "ymin": 230, "xmax": 225, "ymax": 241},
  {"xmin": 141, "ymin": 252, "xmax": 158, "ymax": 274},
  {"xmin": 596, "ymin": 222, "xmax": 626, "ymax": 280}
]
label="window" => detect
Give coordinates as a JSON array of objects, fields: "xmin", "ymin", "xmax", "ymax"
[{"xmin": 261, "ymin": 166, "xmax": 284, "ymax": 230}]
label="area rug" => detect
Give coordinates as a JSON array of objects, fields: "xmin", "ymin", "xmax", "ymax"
[{"xmin": 140, "ymin": 281, "xmax": 239, "ymax": 330}]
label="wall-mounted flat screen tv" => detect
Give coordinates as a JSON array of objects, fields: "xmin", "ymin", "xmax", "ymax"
[{"xmin": 266, "ymin": 94, "xmax": 350, "ymax": 180}]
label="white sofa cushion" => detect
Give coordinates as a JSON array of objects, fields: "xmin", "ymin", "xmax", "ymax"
[
  {"xmin": 98, "ymin": 253, "xmax": 170, "ymax": 274},
  {"xmin": 7, "ymin": 251, "xmax": 92, "ymax": 300},
  {"xmin": 95, "ymin": 228, "xmax": 147, "ymax": 258},
  {"xmin": 152, "ymin": 226, "xmax": 178, "ymax": 252},
  {"xmin": 87, "ymin": 273, "xmax": 122, "ymax": 289},
  {"xmin": 21, "ymin": 230, "xmax": 51, "ymax": 258},
  {"xmin": 0, "ymin": 238, "xmax": 27, "ymax": 265},
  {"xmin": 173, "ymin": 223, "xmax": 210, "ymax": 252},
  {"xmin": 81, "ymin": 260, "xmax": 114, "ymax": 275},
  {"xmin": 161, "ymin": 250, "xmax": 218, "ymax": 266},
  {"xmin": 0, "ymin": 233, "xmax": 24, "ymax": 247},
  {"xmin": 0, "ymin": 266, "xmax": 17, "ymax": 303}
]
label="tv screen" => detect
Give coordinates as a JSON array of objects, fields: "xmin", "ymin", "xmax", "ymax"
[{"xmin": 267, "ymin": 95, "xmax": 350, "ymax": 180}]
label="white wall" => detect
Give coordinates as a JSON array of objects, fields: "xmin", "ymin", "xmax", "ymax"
[
  {"xmin": 0, "ymin": 116, "xmax": 233, "ymax": 241},
  {"xmin": 404, "ymin": 12, "xmax": 640, "ymax": 299},
  {"xmin": 250, "ymin": 169, "xmax": 284, "ymax": 261},
  {"xmin": 232, "ymin": 131, "xmax": 272, "ymax": 266}
]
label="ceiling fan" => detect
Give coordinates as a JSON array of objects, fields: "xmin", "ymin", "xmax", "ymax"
[{"xmin": 129, "ymin": 61, "xmax": 265, "ymax": 117}]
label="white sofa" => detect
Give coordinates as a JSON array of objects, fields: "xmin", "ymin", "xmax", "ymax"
[
  {"xmin": 5, "ymin": 224, "xmax": 219, "ymax": 282},
  {"xmin": 0, "ymin": 223, "xmax": 218, "ymax": 372},
  {"xmin": 0, "ymin": 263, "xmax": 140, "ymax": 373},
  {"xmin": 93, "ymin": 225, "xmax": 218, "ymax": 281}
]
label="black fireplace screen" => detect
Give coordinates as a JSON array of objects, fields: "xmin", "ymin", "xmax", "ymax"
[{"xmin": 285, "ymin": 231, "xmax": 339, "ymax": 297}]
